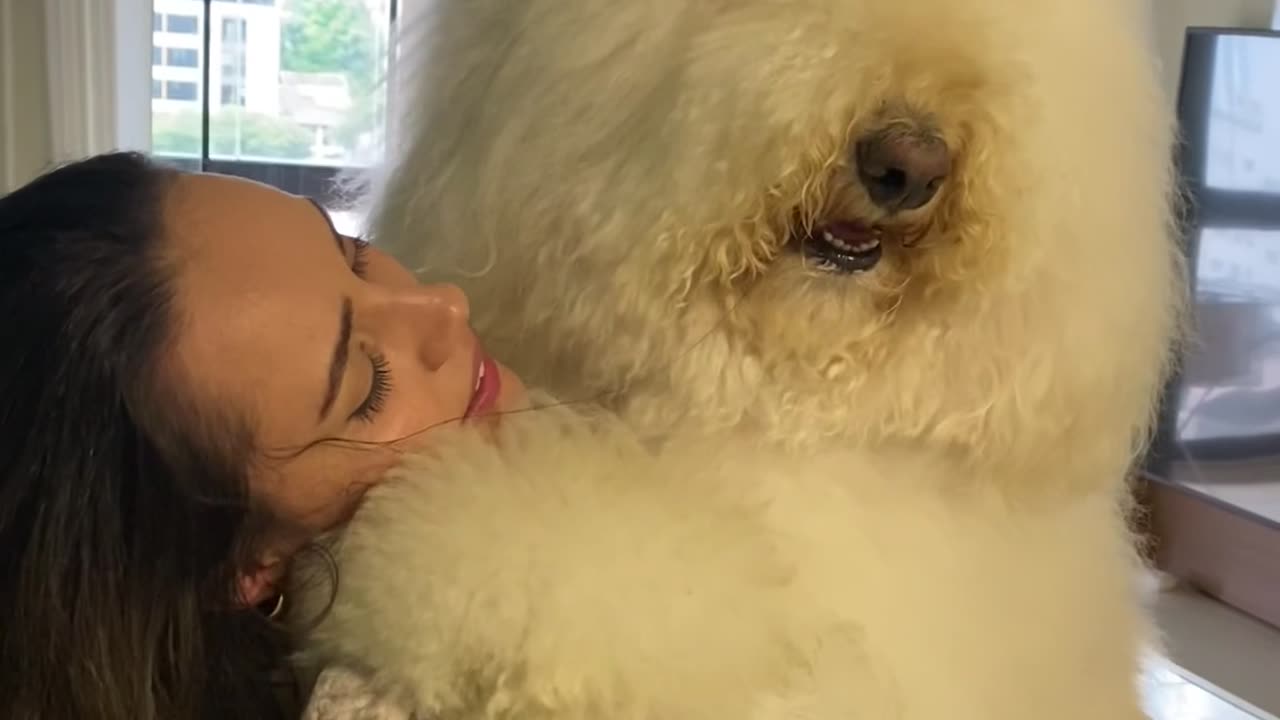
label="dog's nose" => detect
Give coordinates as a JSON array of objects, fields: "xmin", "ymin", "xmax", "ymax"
[{"xmin": 855, "ymin": 131, "xmax": 950, "ymax": 211}]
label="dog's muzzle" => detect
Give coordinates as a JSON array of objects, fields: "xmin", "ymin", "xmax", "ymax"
[
  {"xmin": 856, "ymin": 128, "xmax": 951, "ymax": 212},
  {"xmin": 793, "ymin": 123, "xmax": 950, "ymax": 275}
]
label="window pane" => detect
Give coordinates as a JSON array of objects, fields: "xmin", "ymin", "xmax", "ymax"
[
  {"xmin": 220, "ymin": 83, "xmax": 246, "ymax": 106},
  {"xmin": 166, "ymin": 48, "xmax": 200, "ymax": 68},
  {"xmin": 222, "ymin": 17, "xmax": 246, "ymax": 42},
  {"xmin": 151, "ymin": 0, "xmax": 392, "ymax": 170},
  {"xmin": 152, "ymin": 2, "xmax": 204, "ymax": 159},
  {"xmin": 166, "ymin": 14, "xmax": 199, "ymax": 34},
  {"xmin": 166, "ymin": 81, "xmax": 200, "ymax": 101}
]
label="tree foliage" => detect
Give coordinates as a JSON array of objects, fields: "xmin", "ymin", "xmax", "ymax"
[
  {"xmin": 280, "ymin": 0, "xmax": 377, "ymax": 95},
  {"xmin": 152, "ymin": 110, "xmax": 314, "ymax": 160}
]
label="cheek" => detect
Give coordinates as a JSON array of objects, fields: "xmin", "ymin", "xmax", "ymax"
[
  {"xmin": 380, "ymin": 398, "xmax": 457, "ymax": 453},
  {"xmin": 266, "ymin": 449, "xmax": 400, "ymax": 535}
]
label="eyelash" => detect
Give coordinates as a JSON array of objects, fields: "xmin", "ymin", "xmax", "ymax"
[
  {"xmin": 350, "ymin": 236, "xmax": 371, "ymax": 278},
  {"xmin": 343, "ymin": 237, "xmax": 389, "ymax": 423},
  {"xmin": 352, "ymin": 350, "xmax": 392, "ymax": 423}
]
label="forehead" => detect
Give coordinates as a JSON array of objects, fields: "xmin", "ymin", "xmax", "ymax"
[
  {"xmin": 162, "ymin": 173, "xmax": 345, "ymax": 447},
  {"xmin": 165, "ymin": 174, "xmax": 336, "ymax": 286}
]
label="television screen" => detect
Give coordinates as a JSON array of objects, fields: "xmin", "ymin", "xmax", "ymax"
[{"xmin": 1150, "ymin": 28, "xmax": 1280, "ymax": 520}]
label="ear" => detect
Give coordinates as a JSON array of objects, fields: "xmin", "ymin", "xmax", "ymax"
[{"xmin": 236, "ymin": 552, "xmax": 287, "ymax": 609}]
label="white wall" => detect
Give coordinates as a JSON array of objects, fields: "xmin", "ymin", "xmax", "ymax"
[
  {"xmin": 1151, "ymin": 0, "xmax": 1277, "ymax": 102},
  {"xmin": 0, "ymin": 0, "xmax": 53, "ymax": 193}
]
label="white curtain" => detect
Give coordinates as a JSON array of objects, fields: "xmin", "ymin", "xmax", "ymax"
[
  {"xmin": 42, "ymin": 0, "xmax": 152, "ymax": 164},
  {"xmin": 0, "ymin": 0, "xmax": 152, "ymax": 192},
  {"xmin": 0, "ymin": 0, "xmax": 52, "ymax": 192}
]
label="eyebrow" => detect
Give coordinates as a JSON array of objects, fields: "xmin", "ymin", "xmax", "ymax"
[{"xmin": 319, "ymin": 297, "xmax": 354, "ymax": 421}]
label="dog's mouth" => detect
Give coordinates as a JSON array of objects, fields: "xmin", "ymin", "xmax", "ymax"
[{"xmin": 793, "ymin": 220, "xmax": 885, "ymax": 274}]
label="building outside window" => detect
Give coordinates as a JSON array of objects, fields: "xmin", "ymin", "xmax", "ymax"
[
  {"xmin": 166, "ymin": 14, "xmax": 199, "ymax": 34},
  {"xmin": 165, "ymin": 81, "xmax": 200, "ymax": 102},
  {"xmin": 220, "ymin": 17, "xmax": 249, "ymax": 108},
  {"xmin": 166, "ymin": 48, "xmax": 200, "ymax": 68},
  {"xmin": 150, "ymin": 0, "xmax": 392, "ymax": 234}
]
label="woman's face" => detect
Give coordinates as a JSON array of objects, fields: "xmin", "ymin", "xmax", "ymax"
[{"xmin": 163, "ymin": 173, "xmax": 528, "ymax": 604}]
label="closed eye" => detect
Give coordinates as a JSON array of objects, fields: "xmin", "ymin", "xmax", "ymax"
[{"xmin": 351, "ymin": 350, "xmax": 392, "ymax": 423}]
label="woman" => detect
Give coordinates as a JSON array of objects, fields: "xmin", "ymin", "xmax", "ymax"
[{"xmin": 0, "ymin": 152, "xmax": 528, "ymax": 719}]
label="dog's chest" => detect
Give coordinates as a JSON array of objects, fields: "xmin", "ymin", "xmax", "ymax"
[{"xmin": 752, "ymin": 476, "xmax": 1143, "ymax": 720}]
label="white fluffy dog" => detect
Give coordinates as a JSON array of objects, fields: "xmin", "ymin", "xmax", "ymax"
[{"xmin": 294, "ymin": 1, "xmax": 1184, "ymax": 718}]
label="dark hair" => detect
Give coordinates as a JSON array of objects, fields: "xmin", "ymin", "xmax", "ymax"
[{"xmin": 0, "ymin": 153, "xmax": 295, "ymax": 719}]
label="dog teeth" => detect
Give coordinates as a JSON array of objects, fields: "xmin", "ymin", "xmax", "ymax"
[
  {"xmin": 821, "ymin": 230, "xmax": 850, "ymax": 251},
  {"xmin": 822, "ymin": 230, "xmax": 880, "ymax": 254}
]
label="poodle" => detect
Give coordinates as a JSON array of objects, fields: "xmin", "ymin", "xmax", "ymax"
[{"xmin": 293, "ymin": 1, "xmax": 1185, "ymax": 718}]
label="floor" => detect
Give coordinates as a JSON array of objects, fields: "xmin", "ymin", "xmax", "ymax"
[
  {"xmin": 1152, "ymin": 585, "xmax": 1280, "ymax": 719},
  {"xmin": 1144, "ymin": 656, "xmax": 1273, "ymax": 720},
  {"xmin": 1144, "ymin": 585, "xmax": 1280, "ymax": 720}
]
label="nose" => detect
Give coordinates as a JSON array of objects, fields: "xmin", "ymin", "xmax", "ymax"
[
  {"xmin": 392, "ymin": 282, "xmax": 471, "ymax": 371},
  {"xmin": 855, "ymin": 130, "xmax": 950, "ymax": 212}
]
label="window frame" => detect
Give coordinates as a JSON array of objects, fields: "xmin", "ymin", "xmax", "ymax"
[
  {"xmin": 152, "ymin": 0, "xmax": 398, "ymax": 208},
  {"xmin": 1142, "ymin": 26, "xmax": 1280, "ymax": 632}
]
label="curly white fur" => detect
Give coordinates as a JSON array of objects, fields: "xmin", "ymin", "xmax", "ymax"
[
  {"xmin": 294, "ymin": 1, "xmax": 1184, "ymax": 718},
  {"xmin": 295, "ymin": 407, "xmax": 1155, "ymax": 720},
  {"xmin": 369, "ymin": 0, "xmax": 1182, "ymax": 491}
]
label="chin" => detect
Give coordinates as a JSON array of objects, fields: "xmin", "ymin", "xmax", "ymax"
[{"xmin": 300, "ymin": 0, "xmax": 1186, "ymax": 718}]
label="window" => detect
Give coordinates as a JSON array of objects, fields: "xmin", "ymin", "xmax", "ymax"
[
  {"xmin": 220, "ymin": 17, "xmax": 248, "ymax": 108},
  {"xmin": 166, "ymin": 48, "xmax": 199, "ymax": 68},
  {"xmin": 149, "ymin": 0, "xmax": 396, "ymax": 224},
  {"xmin": 166, "ymin": 15, "xmax": 198, "ymax": 34},
  {"xmin": 152, "ymin": 79, "xmax": 163, "ymax": 99},
  {"xmin": 153, "ymin": 13, "xmax": 163, "ymax": 32},
  {"xmin": 222, "ymin": 17, "xmax": 246, "ymax": 43},
  {"xmin": 152, "ymin": 46, "xmax": 162, "ymax": 65},
  {"xmin": 165, "ymin": 81, "xmax": 199, "ymax": 102},
  {"xmin": 220, "ymin": 84, "xmax": 246, "ymax": 106}
]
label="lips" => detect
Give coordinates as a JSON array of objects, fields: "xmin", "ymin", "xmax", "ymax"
[{"xmin": 463, "ymin": 349, "xmax": 502, "ymax": 420}]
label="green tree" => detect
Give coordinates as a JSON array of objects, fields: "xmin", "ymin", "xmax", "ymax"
[
  {"xmin": 152, "ymin": 110, "xmax": 314, "ymax": 160},
  {"xmin": 281, "ymin": 0, "xmax": 378, "ymax": 96}
]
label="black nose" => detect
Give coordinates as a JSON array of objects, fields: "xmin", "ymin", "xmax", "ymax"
[{"xmin": 856, "ymin": 130, "xmax": 950, "ymax": 211}]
